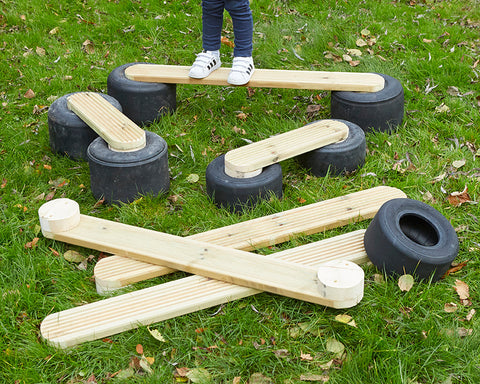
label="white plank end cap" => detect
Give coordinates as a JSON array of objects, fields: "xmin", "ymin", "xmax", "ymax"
[
  {"xmin": 38, "ymin": 198, "xmax": 80, "ymax": 235},
  {"xmin": 317, "ymin": 260, "xmax": 364, "ymax": 302}
]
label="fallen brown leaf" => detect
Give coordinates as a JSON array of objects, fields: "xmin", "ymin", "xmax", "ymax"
[
  {"xmin": 454, "ymin": 279, "xmax": 469, "ymax": 300},
  {"xmin": 24, "ymin": 237, "xmax": 39, "ymax": 249},
  {"xmin": 24, "ymin": 89, "xmax": 35, "ymax": 99},
  {"xmin": 442, "ymin": 260, "xmax": 469, "ymax": 277},
  {"xmin": 221, "ymin": 36, "xmax": 234, "ymax": 48},
  {"xmin": 447, "ymin": 186, "xmax": 471, "ymax": 206}
]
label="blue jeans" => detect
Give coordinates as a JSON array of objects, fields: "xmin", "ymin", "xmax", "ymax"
[{"xmin": 201, "ymin": 0, "xmax": 253, "ymax": 57}]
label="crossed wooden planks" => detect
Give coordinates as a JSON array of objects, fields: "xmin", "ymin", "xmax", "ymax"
[
  {"xmin": 94, "ymin": 186, "xmax": 406, "ymax": 293},
  {"xmin": 42, "ymin": 230, "xmax": 368, "ymax": 348},
  {"xmin": 124, "ymin": 64, "xmax": 385, "ymax": 92},
  {"xmin": 39, "ymin": 199, "xmax": 365, "ymax": 308},
  {"xmin": 39, "ymin": 187, "xmax": 407, "ymax": 348}
]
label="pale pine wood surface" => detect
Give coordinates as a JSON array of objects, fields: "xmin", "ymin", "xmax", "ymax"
[
  {"xmin": 124, "ymin": 64, "xmax": 385, "ymax": 92},
  {"xmin": 42, "ymin": 212, "xmax": 352, "ymax": 307},
  {"xmin": 41, "ymin": 230, "xmax": 368, "ymax": 348},
  {"xmin": 224, "ymin": 120, "xmax": 349, "ymax": 177},
  {"xmin": 67, "ymin": 92, "xmax": 146, "ymax": 151},
  {"xmin": 94, "ymin": 186, "xmax": 407, "ymax": 292}
]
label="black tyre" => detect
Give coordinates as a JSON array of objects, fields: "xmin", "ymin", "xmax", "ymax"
[
  {"xmin": 48, "ymin": 92, "xmax": 122, "ymax": 161},
  {"xmin": 297, "ymin": 119, "xmax": 366, "ymax": 177},
  {"xmin": 87, "ymin": 131, "xmax": 170, "ymax": 204},
  {"xmin": 364, "ymin": 198, "xmax": 459, "ymax": 281},
  {"xmin": 205, "ymin": 154, "xmax": 283, "ymax": 212},
  {"xmin": 107, "ymin": 63, "xmax": 176, "ymax": 126},
  {"xmin": 331, "ymin": 73, "xmax": 404, "ymax": 133}
]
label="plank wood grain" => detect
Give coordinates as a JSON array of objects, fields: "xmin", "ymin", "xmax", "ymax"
[
  {"xmin": 41, "ymin": 230, "xmax": 368, "ymax": 348},
  {"xmin": 67, "ymin": 92, "xmax": 145, "ymax": 151},
  {"xmin": 124, "ymin": 64, "xmax": 385, "ymax": 92},
  {"xmin": 94, "ymin": 186, "xmax": 407, "ymax": 292}
]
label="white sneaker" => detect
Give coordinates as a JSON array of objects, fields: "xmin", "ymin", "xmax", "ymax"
[
  {"xmin": 188, "ymin": 51, "xmax": 221, "ymax": 79},
  {"xmin": 227, "ymin": 57, "xmax": 255, "ymax": 85}
]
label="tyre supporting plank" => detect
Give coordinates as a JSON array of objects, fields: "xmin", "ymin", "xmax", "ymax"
[
  {"xmin": 124, "ymin": 64, "xmax": 385, "ymax": 92},
  {"xmin": 223, "ymin": 119, "xmax": 349, "ymax": 178}
]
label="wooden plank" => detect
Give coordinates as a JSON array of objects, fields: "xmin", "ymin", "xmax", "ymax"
[
  {"xmin": 67, "ymin": 92, "xmax": 146, "ymax": 152},
  {"xmin": 94, "ymin": 186, "xmax": 407, "ymax": 292},
  {"xmin": 124, "ymin": 64, "xmax": 385, "ymax": 92},
  {"xmin": 224, "ymin": 120, "xmax": 349, "ymax": 177},
  {"xmin": 39, "ymin": 199, "xmax": 363, "ymax": 308},
  {"xmin": 41, "ymin": 230, "xmax": 368, "ymax": 348}
]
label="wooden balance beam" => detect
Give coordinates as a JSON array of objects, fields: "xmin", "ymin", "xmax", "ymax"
[
  {"xmin": 124, "ymin": 64, "xmax": 385, "ymax": 92},
  {"xmin": 224, "ymin": 119, "xmax": 348, "ymax": 178},
  {"xmin": 41, "ymin": 229, "xmax": 368, "ymax": 348},
  {"xmin": 39, "ymin": 199, "xmax": 365, "ymax": 308},
  {"xmin": 67, "ymin": 92, "xmax": 145, "ymax": 152},
  {"xmin": 94, "ymin": 186, "xmax": 407, "ymax": 293}
]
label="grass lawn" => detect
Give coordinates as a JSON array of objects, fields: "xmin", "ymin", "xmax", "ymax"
[{"xmin": 1, "ymin": 0, "xmax": 479, "ymax": 382}]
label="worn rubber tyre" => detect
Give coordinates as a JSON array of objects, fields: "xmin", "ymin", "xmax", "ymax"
[
  {"xmin": 330, "ymin": 73, "xmax": 404, "ymax": 133},
  {"xmin": 297, "ymin": 119, "xmax": 366, "ymax": 177},
  {"xmin": 364, "ymin": 198, "xmax": 458, "ymax": 281},
  {"xmin": 205, "ymin": 154, "xmax": 283, "ymax": 212},
  {"xmin": 107, "ymin": 63, "xmax": 176, "ymax": 126},
  {"xmin": 87, "ymin": 131, "xmax": 170, "ymax": 204},
  {"xmin": 48, "ymin": 92, "xmax": 122, "ymax": 161}
]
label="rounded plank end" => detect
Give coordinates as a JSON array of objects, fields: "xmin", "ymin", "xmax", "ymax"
[{"xmin": 38, "ymin": 199, "xmax": 80, "ymax": 236}]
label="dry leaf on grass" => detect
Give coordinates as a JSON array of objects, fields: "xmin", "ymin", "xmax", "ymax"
[
  {"xmin": 447, "ymin": 186, "xmax": 471, "ymax": 206},
  {"xmin": 63, "ymin": 250, "xmax": 85, "ymax": 263},
  {"xmin": 444, "ymin": 302, "xmax": 458, "ymax": 313},
  {"xmin": 454, "ymin": 279, "xmax": 469, "ymax": 300},
  {"xmin": 398, "ymin": 274, "xmax": 414, "ymax": 292}
]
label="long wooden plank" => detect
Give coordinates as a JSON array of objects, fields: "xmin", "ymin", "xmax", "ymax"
[
  {"xmin": 124, "ymin": 64, "xmax": 385, "ymax": 92},
  {"xmin": 41, "ymin": 230, "xmax": 368, "ymax": 348},
  {"xmin": 94, "ymin": 186, "xmax": 407, "ymax": 293},
  {"xmin": 224, "ymin": 120, "xmax": 349, "ymax": 177},
  {"xmin": 39, "ymin": 200, "xmax": 363, "ymax": 307},
  {"xmin": 67, "ymin": 92, "xmax": 145, "ymax": 151}
]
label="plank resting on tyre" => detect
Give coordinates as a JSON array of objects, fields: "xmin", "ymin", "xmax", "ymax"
[{"xmin": 124, "ymin": 64, "xmax": 386, "ymax": 92}]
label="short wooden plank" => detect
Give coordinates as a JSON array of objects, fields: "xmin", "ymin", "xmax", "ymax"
[
  {"xmin": 67, "ymin": 92, "xmax": 146, "ymax": 151},
  {"xmin": 124, "ymin": 64, "xmax": 385, "ymax": 92},
  {"xmin": 40, "ymin": 201, "xmax": 359, "ymax": 307},
  {"xmin": 41, "ymin": 230, "xmax": 368, "ymax": 348},
  {"xmin": 224, "ymin": 120, "xmax": 349, "ymax": 177},
  {"xmin": 94, "ymin": 186, "xmax": 407, "ymax": 292}
]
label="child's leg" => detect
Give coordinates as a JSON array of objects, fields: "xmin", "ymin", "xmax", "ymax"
[
  {"xmin": 202, "ymin": 0, "xmax": 225, "ymax": 52},
  {"xmin": 189, "ymin": 0, "xmax": 224, "ymax": 78},
  {"xmin": 224, "ymin": 0, "xmax": 253, "ymax": 57},
  {"xmin": 224, "ymin": 0, "xmax": 254, "ymax": 85}
]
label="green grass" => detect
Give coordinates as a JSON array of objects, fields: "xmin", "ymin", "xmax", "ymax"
[{"xmin": 1, "ymin": 0, "xmax": 480, "ymax": 382}]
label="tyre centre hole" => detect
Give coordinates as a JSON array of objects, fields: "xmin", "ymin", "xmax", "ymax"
[{"xmin": 399, "ymin": 214, "xmax": 439, "ymax": 247}]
